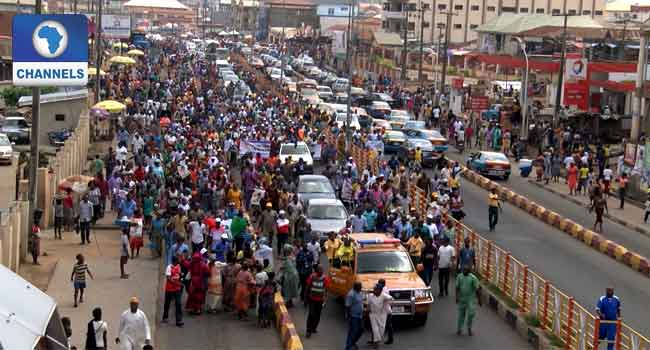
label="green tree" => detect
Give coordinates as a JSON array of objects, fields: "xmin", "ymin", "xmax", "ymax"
[{"xmin": 0, "ymin": 86, "xmax": 57, "ymax": 107}]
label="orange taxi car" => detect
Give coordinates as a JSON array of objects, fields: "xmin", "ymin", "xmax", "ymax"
[{"xmin": 327, "ymin": 233, "xmax": 433, "ymax": 326}]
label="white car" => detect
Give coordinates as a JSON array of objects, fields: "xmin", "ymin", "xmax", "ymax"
[
  {"xmin": 317, "ymin": 86, "xmax": 334, "ymax": 101},
  {"xmin": 306, "ymin": 198, "xmax": 349, "ymax": 241},
  {"xmin": 279, "ymin": 142, "xmax": 314, "ymax": 173},
  {"xmin": 269, "ymin": 67, "xmax": 283, "ymax": 82},
  {"xmin": 0, "ymin": 133, "xmax": 13, "ymax": 165},
  {"xmin": 335, "ymin": 113, "xmax": 361, "ymax": 131}
]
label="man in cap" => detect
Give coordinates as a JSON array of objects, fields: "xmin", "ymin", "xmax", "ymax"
[{"xmin": 116, "ymin": 297, "xmax": 151, "ymax": 349}]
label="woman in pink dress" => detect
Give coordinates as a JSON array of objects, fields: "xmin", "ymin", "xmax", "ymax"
[{"xmin": 567, "ymin": 163, "xmax": 578, "ymax": 196}]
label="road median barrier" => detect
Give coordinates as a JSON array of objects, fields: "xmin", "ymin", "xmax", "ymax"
[
  {"xmin": 273, "ymin": 292, "xmax": 303, "ymax": 350},
  {"xmin": 461, "ymin": 167, "xmax": 650, "ymax": 277}
]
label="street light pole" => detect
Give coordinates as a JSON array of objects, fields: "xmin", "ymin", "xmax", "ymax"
[
  {"xmin": 400, "ymin": 3, "xmax": 409, "ymax": 81},
  {"xmin": 95, "ymin": 0, "xmax": 103, "ymax": 104},
  {"xmin": 417, "ymin": 5, "xmax": 425, "ymax": 88},
  {"xmin": 27, "ymin": 0, "xmax": 42, "ymax": 262},
  {"xmin": 553, "ymin": 13, "xmax": 569, "ymax": 128},
  {"xmin": 513, "ymin": 36, "xmax": 529, "ymax": 141}
]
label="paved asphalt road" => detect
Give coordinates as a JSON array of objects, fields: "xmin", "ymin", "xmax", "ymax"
[
  {"xmin": 289, "ymin": 272, "xmax": 532, "ymax": 350},
  {"xmin": 441, "ymin": 149, "xmax": 650, "ymax": 335}
]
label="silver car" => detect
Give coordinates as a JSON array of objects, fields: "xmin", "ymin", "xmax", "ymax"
[
  {"xmin": 297, "ymin": 175, "xmax": 335, "ymax": 207},
  {"xmin": 306, "ymin": 198, "xmax": 348, "ymax": 240}
]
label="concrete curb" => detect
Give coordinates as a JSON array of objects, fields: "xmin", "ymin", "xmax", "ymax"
[
  {"xmin": 461, "ymin": 168, "xmax": 650, "ymax": 277},
  {"xmin": 273, "ymin": 292, "xmax": 303, "ymax": 350},
  {"xmin": 479, "ymin": 281, "xmax": 559, "ymax": 350},
  {"xmin": 527, "ymin": 180, "xmax": 650, "ymax": 238}
]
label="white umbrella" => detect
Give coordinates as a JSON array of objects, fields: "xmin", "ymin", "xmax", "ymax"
[{"xmin": 218, "ymin": 30, "xmax": 227, "ymax": 36}]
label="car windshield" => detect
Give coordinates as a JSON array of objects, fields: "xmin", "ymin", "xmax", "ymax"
[
  {"xmin": 422, "ymin": 130, "xmax": 444, "ymax": 139},
  {"xmin": 485, "ymin": 153, "xmax": 508, "ymax": 161},
  {"xmin": 357, "ymin": 251, "xmax": 414, "ymax": 273},
  {"xmin": 302, "ymin": 89, "xmax": 317, "ymax": 96},
  {"xmin": 307, "ymin": 205, "xmax": 347, "ymax": 219},
  {"xmin": 410, "ymin": 140, "xmax": 433, "ymax": 149},
  {"xmin": 390, "ymin": 115, "xmax": 409, "ymax": 122},
  {"xmin": 4, "ymin": 120, "xmax": 23, "ymax": 127},
  {"xmin": 298, "ymin": 180, "xmax": 333, "ymax": 193},
  {"xmin": 385, "ymin": 131, "xmax": 405, "ymax": 139},
  {"xmin": 281, "ymin": 144, "xmax": 309, "ymax": 155},
  {"xmin": 0, "ymin": 135, "xmax": 10, "ymax": 146},
  {"xmin": 405, "ymin": 121, "xmax": 426, "ymax": 129},
  {"xmin": 318, "ymin": 87, "xmax": 331, "ymax": 92}
]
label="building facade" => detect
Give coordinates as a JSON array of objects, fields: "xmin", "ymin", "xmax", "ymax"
[{"xmin": 383, "ymin": 0, "xmax": 607, "ymax": 44}]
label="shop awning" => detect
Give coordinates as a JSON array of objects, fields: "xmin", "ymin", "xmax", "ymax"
[{"xmin": 476, "ymin": 54, "xmax": 560, "ymax": 72}]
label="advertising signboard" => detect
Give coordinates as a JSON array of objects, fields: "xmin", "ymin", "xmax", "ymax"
[
  {"xmin": 12, "ymin": 14, "xmax": 88, "ymax": 86},
  {"xmin": 101, "ymin": 14, "xmax": 131, "ymax": 39}
]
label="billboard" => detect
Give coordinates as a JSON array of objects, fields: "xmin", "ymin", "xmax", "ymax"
[
  {"xmin": 12, "ymin": 14, "xmax": 88, "ymax": 86},
  {"xmin": 101, "ymin": 15, "xmax": 131, "ymax": 39}
]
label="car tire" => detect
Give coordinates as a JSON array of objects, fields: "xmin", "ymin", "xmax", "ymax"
[{"xmin": 413, "ymin": 312, "xmax": 428, "ymax": 327}]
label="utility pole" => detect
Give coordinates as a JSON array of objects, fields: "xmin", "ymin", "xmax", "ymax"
[
  {"xmin": 437, "ymin": 11, "xmax": 455, "ymax": 105},
  {"xmin": 345, "ymin": 0, "xmax": 355, "ymax": 145},
  {"xmin": 632, "ymin": 29, "xmax": 649, "ymax": 142},
  {"xmin": 27, "ymin": 0, "xmax": 42, "ymax": 263},
  {"xmin": 417, "ymin": 4, "xmax": 425, "ymax": 88},
  {"xmin": 552, "ymin": 13, "xmax": 570, "ymax": 128},
  {"xmin": 96, "ymin": 0, "xmax": 103, "ymax": 104},
  {"xmin": 400, "ymin": 2, "xmax": 409, "ymax": 81}
]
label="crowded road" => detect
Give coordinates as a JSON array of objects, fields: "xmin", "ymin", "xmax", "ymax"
[{"xmin": 440, "ymin": 151, "xmax": 650, "ymax": 335}]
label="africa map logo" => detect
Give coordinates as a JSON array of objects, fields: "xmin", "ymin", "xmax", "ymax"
[{"xmin": 32, "ymin": 20, "xmax": 68, "ymax": 58}]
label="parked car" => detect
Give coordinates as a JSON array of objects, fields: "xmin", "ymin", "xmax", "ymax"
[
  {"xmin": 371, "ymin": 118, "xmax": 392, "ymax": 132},
  {"xmin": 370, "ymin": 92, "xmax": 399, "ymax": 108},
  {"xmin": 0, "ymin": 133, "xmax": 13, "ymax": 164},
  {"xmin": 383, "ymin": 130, "xmax": 406, "ymax": 154},
  {"xmin": 1, "ymin": 117, "xmax": 30, "ymax": 144},
  {"xmin": 398, "ymin": 138, "xmax": 438, "ymax": 167},
  {"xmin": 306, "ymin": 198, "xmax": 349, "ymax": 241},
  {"xmin": 297, "ymin": 174, "xmax": 336, "ymax": 206},
  {"xmin": 466, "ymin": 151, "xmax": 512, "ymax": 180},
  {"xmin": 300, "ymin": 88, "xmax": 322, "ymax": 105}
]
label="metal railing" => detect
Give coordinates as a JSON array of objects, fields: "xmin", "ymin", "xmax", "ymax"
[{"xmin": 409, "ymin": 183, "xmax": 650, "ymax": 350}]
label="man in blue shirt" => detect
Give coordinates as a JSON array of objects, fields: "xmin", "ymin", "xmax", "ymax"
[
  {"xmin": 596, "ymin": 287, "xmax": 621, "ymax": 350},
  {"xmin": 362, "ymin": 208, "xmax": 377, "ymax": 232},
  {"xmin": 345, "ymin": 282, "xmax": 364, "ymax": 350}
]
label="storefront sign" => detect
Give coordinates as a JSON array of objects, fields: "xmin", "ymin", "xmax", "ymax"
[
  {"xmin": 452, "ymin": 78, "xmax": 464, "ymax": 89},
  {"xmin": 470, "ymin": 96, "xmax": 489, "ymax": 111},
  {"xmin": 101, "ymin": 15, "xmax": 131, "ymax": 39},
  {"xmin": 624, "ymin": 143, "xmax": 637, "ymax": 166},
  {"xmin": 563, "ymin": 81, "xmax": 588, "ymax": 111}
]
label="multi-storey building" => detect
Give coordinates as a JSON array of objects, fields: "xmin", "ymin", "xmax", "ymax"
[{"xmin": 383, "ymin": 0, "xmax": 607, "ymax": 45}]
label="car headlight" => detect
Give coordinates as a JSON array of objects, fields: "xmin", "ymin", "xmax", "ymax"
[{"xmin": 414, "ymin": 289, "xmax": 430, "ymax": 299}]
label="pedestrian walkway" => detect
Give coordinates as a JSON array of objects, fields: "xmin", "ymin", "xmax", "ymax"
[
  {"xmin": 530, "ymin": 179, "xmax": 650, "ymax": 237},
  {"xmin": 288, "ymin": 277, "xmax": 531, "ymax": 350},
  {"xmin": 20, "ymin": 214, "xmax": 159, "ymax": 349}
]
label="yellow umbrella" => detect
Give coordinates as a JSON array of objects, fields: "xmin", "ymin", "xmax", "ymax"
[
  {"xmin": 88, "ymin": 67, "xmax": 106, "ymax": 76},
  {"xmin": 112, "ymin": 42, "xmax": 129, "ymax": 49},
  {"xmin": 127, "ymin": 49, "xmax": 145, "ymax": 57},
  {"xmin": 108, "ymin": 56, "xmax": 136, "ymax": 65},
  {"xmin": 92, "ymin": 100, "xmax": 126, "ymax": 113}
]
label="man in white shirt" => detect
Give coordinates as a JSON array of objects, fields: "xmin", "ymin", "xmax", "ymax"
[
  {"xmin": 437, "ymin": 238, "xmax": 456, "ymax": 297},
  {"xmin": 307, "ymin": 236, "xmax": 321, "ymax": 263},
  {"xmin": 189, "ymin": 220, "xmax": 206, "ymax": 253},
  {"xmin": 116, "ymin": 297, "xmax": 151, "ymax": 350}
]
